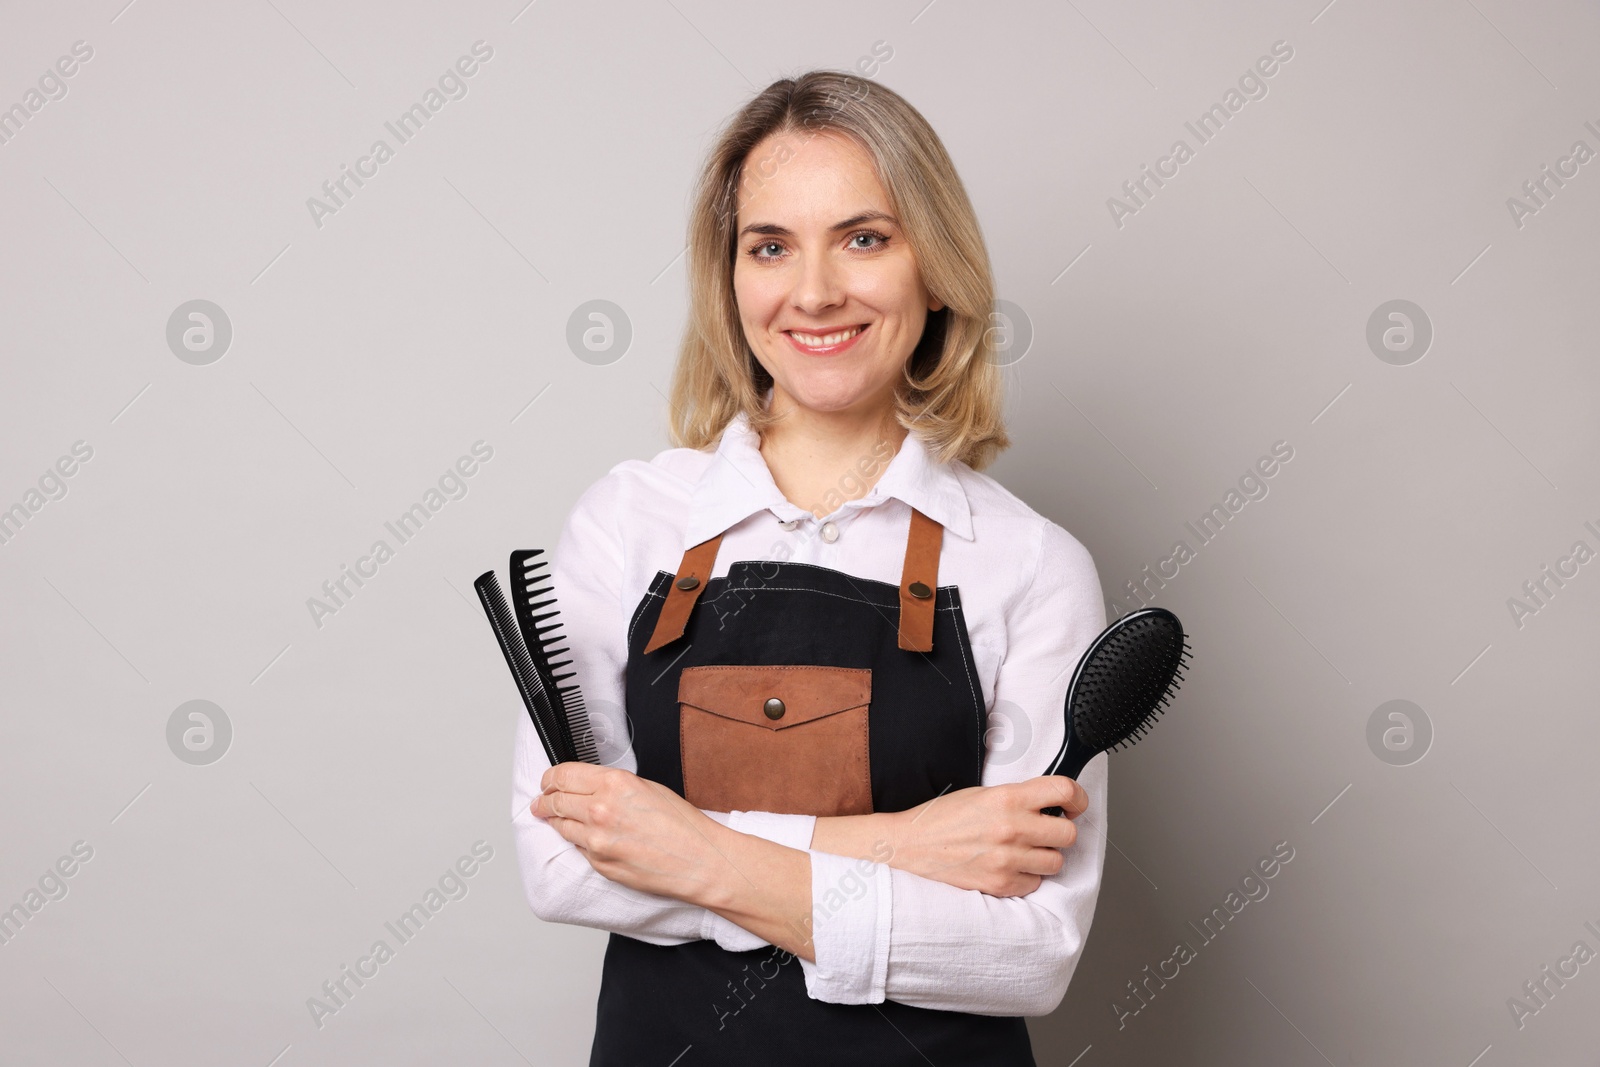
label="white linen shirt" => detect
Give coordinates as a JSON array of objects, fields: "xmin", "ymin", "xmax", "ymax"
[{"xmin": 509, "ymin": 410, "xmax": 1110, "ymax": 1017}]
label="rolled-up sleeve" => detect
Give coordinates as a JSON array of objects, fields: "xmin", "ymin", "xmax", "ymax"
[
  {"xmin": 798, "ymin": 519, "xmax": 1110, "ymax": 1014},
  {"xmin": 511, "ymin": 470, "xmax": 817, "ymax": 951}
]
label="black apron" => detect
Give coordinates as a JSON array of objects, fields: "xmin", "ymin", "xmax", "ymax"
[{"xmin": 588, "ymin": 506, "xmax": 1037, "ymax": 1066}]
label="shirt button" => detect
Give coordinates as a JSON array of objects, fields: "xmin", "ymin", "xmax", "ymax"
[{"xmin": 820, "ymin": 521, "xmax": 839, "ymax": 543}]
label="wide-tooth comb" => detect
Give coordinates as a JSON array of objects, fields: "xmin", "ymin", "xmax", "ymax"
[
  {"xmin": 509, "ymin": 549, "xmax": 600, "ymax": 765},
  {"xmin": 1040, "ymin": 607, "xmax": 1190, "ymax": 815},
  {"xmin": 473, "ymin": 569, "xmax": 575, "ymax": 767}
]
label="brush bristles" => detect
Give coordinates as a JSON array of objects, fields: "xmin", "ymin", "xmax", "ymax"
[{"xmin": 1072, "ymin": 609, "xmax": 1189, "ymax": 754}]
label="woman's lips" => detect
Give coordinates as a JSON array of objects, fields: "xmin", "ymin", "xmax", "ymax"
[{"xmin": 784, "ymin": 323, "xmax": 869, "ymax": 355}]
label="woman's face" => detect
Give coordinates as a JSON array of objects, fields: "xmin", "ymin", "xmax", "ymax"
[{"xmin": 732, "ymin": 129, "xmax": 942, "ymax": 421}]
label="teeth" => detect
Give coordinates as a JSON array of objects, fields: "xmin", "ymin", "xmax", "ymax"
[{"xmin": 790, "ymin": 325, "xmax": 863, "ymax": 347}]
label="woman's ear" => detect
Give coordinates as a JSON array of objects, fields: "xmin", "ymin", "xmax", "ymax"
[{"xmin": 927, "ymin": 295, "xmax": 945, "ymax": 312}]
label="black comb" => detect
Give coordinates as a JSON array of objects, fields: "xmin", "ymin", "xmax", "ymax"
[
  {"xmin": 508, "ymin": 549, "xmax": 599, "ymax": 765},
  {"xmin": 1040, "ymin": 607, "xmax": 1189, "ymax": 816},
  {"xmin": 472, "ymin": 552, "xmax": 599, "ymax": 766}
]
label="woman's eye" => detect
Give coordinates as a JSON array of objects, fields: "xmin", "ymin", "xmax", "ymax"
[{"xmin": 747, "ymin": 231, "xmax": 888, "ymax": 262}]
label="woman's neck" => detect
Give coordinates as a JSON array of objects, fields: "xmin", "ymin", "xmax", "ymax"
[{"xmin": 758, "ymin": 393, "xmax": 909, "ymax": 520}]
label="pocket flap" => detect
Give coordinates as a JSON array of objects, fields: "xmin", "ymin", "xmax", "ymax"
[{"xmin": 678, "ymin": 665, "xmax": 871, "ymax": 731}]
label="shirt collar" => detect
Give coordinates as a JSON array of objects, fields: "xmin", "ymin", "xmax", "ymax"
[{"xmin": 684, "ymin": 408, "xmax": 975, "ymax": 548}]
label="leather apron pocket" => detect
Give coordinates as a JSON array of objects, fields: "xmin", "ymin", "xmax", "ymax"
[{"xmin": 678, "ymin": 664, "xmax": 873, "ymax": 817}]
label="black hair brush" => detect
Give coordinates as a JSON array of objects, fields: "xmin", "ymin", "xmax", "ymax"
[
  {"xmin": 473, "ymin": 549, "xmax": 600, "ymax": 766},
  {"xmin": 1040, "ymin": 607, "xmax": 1189, "ymax": 816}
]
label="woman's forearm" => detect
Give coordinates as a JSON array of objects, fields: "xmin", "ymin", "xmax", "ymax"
[
  {"xmin": 691, "ymin": 819, "xmax": 817, "ymax": 961},
  {"xmin": 810, "ymin": 811, "xmax": 903, "ymax": 861},
  {"xmin": 811, "ymin": 782, "xmax": 1084, "ymax": 900}
]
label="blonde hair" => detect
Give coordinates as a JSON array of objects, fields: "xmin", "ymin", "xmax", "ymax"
[{"xmin": 665, "ymin": 70, "xmax": 1010, "ymax": 470}]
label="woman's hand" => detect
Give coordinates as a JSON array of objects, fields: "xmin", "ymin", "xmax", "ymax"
[
  {"xmin": 531, "ymin": 763, "xmax": 727, "ymax": 906},
  {"xmin": 879, "ymin": 776, "xmax": 1088, "ymax": 898}
]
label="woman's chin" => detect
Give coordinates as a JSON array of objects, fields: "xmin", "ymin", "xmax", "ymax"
[{"xmin": 777, "ymin": 383, "xmax": 889, "ymax": 418}]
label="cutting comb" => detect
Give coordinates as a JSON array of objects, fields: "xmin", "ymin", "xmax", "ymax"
[
  {"xmin": 508, "ymin": 549, "xmax": 599, "ymax": 765},
  {"xmin": 472, "ymin": 550, "xmax": 599, "ymax": 766},
  {"xmin": 1040, "ymin": 607, "xmax": 1190, "ymax": 816}
]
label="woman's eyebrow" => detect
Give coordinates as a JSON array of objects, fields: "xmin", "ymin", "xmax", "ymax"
[{"xmin": 738, "ymin": 211, "xmax": 899, "ymax": 239}]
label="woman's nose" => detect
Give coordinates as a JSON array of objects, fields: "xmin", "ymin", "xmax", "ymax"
[{"xmin": 789, "ymin": 250, "xmax": 846, "ymax": 315}]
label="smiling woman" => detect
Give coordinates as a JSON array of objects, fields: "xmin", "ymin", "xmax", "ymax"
[
  {"xmin": 514, "ymin": 69, "xmax": 1109, "ymax": 1067},
  {"xmin": 732, "ymin": 134, "xmax": 943, "ymax": 440},
  {"xmin": 670, "ymin": 72, "xmax": 1008, "ymax": 473}
]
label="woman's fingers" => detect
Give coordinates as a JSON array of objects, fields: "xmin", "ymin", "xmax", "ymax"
[
  {"xmin": 1010, "ymin": 807, "xmax": 1078, "ymax": 851},
  {"xmin": 533, "ymin": 768, "xmax": 669, "ymax": 865},
  {"xmin": 1035, "ymin": 813, "xmax": 1079, "ymax": 850},
  {"xmin": 535, "ymin": 795, "xmax": 618, "ymax": 860},
  {"xmin": 534, "ymin": 800, "xmax": 585, "ymax": 845},
  {"xmin": 540, "ymin": 760, "xmax": 608, "ymax": 796},
  {"xmin": 536, "ymin": 762, "xmax": 646, "ymax": 822},
  {"xmin": 988, "ymin": 871, "xmax": 1046, "ymax": 898},
  {"xmin": 1019, "ymin": 775, "xmax": 1087, "ymax": 818},
  {"xmin": 1017, "ymin": 846, "xmax": 1067, "ymax": 878},
  {"xmin": 531, "ymin": 784, "xmax": 595, "ymax": 825}
]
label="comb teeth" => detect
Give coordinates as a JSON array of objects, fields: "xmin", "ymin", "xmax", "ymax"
[
  {"xmin": 508, "ymin": 549, "xmax": 601, "ymax": 765},
  {"xmin": 556, "ymin": 685, "xmax": 600, "ymax": 765},
  {"xmin": 474, "ymin": 571, "xmax": 573, "ymax": 767}
]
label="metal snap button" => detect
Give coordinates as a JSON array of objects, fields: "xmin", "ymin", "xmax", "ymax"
[
  {"xmin": 675, "ymin": 575, "xmax": 700, "ymax": 591},
  {"xmin": 908, "ymin": 581, "xmax": 932, "ymax": 599},
  {"xmin": 820, "ymin": 521, "xmax": 839, "ymax": 543},
  {"xmin": 763, "ymin": 697, "xmax": 785, "ymax": 720}
]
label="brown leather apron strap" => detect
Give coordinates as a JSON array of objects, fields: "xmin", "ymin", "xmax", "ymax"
[
  {"xmin": 897, "ymin": 507, "xmax": 943, "ymax": 652},
  {"xmin": 644, "ymin": 506, "xmax": 944, "ymax": 654},
  {"xmin": 642, "ymin": 532, "xmax": 725, "ymax": 654}
]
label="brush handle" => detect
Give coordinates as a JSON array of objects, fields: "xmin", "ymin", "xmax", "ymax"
[{"xmin": 1040, "ymin": 734, "xmax": 1095, "ymax": 817}]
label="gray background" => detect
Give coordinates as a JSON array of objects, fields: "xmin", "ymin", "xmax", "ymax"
[{"xmin": 2, "ymin": 0, "xmax": 1595, "ymax": 1063}]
